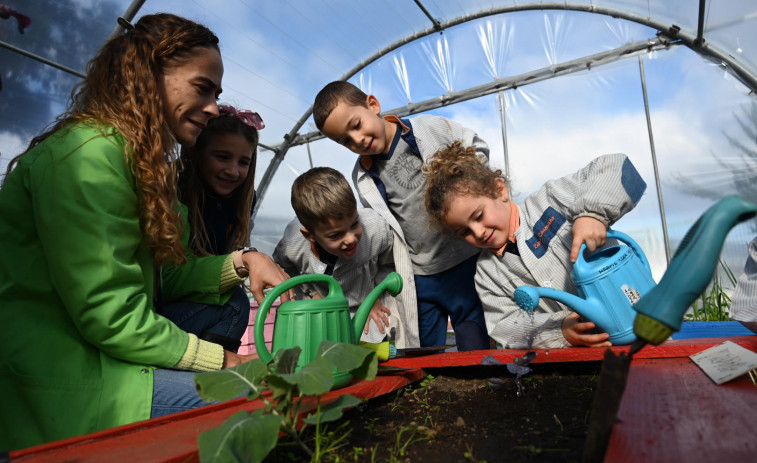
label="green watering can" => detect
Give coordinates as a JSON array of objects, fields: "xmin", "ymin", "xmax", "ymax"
[{"xmin": 254, "ymin": 272, "xmax": 403, "ymax": 388}]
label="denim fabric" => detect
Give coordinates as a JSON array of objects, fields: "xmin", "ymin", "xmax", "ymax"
[
  {"xmin": 415, "ymin": 253, "xmax": 489, "ymax": 349},
  {"xmin": 160, "ymin": 285, "xmax": 251, "ymax": 340},
  {"xmin": 151, "ymin": 368, "xmax": 216, "ymax": 418}
]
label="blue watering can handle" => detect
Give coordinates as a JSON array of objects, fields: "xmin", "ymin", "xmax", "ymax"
[
  {"xmin": 606, "ymin": 229, "xmax": 652, "ymax": 273},
  {"xmin": 576, "ymin": 230, "xmax": 652, "ymax": 274},
  {"xmin": 254, "ymin": 274, "xmax": 344, "ymax": 362}
]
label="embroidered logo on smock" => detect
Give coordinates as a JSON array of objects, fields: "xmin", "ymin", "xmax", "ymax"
[
  {"xmin": 526, "ymin": 207, "xmax": 566, "ymax": 258},
  {"xmin": 389, "ymin": 153, "xmax": 424, "ymax": 190}
]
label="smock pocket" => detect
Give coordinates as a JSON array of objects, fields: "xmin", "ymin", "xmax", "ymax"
[{"xmin": 0, "ymin": 363, "xmax": 104, "ymax": 450}]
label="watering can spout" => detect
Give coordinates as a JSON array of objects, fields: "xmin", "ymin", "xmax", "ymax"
[
  {"xmin": 514, "ymin": 286, "xmax": 593, "ymax": 315},
  {"xmin": 513, "ymin": 286, "xmax": 602, "ymax": 320},
  {"xmin": 634, "ymin": 195, "xmax": 757, "ymax": 345},
  {"xmin": 352, "ymin": 272, "xmax": 403, "ymax": 342}
]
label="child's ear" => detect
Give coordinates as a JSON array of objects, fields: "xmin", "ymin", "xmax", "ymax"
[
  {"xmin": 495, "ymin": 178, "xmax": 509, "ymax": 201},
  {"xmin": 300, "ymin": 227, "xmax": 316, "ymax": 243},
  {"xmin": 366, "ymin": 94, "xmax": 381, "ymax": 115}
]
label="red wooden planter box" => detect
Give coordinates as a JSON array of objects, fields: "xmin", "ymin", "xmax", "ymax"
[{"xmin": 8, "ymin": 325, "xmax": 757, "ymax": 462}]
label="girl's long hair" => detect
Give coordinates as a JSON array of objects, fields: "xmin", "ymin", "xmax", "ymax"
[
  {"xmin": 5, "ymin": 13, "xmax": 219, "ymax": 266},
  {"xmin": 178, "ymin": 114, "xmax": 258, "ymax": 256}
]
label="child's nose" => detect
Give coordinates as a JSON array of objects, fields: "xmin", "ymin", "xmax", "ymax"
[{"xmin": 474, "ymin": 225, "xmax": 487, "ymax": 241}]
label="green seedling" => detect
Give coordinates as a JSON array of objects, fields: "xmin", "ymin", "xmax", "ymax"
[
  {"xmin": 194, "ymin": 340, "xmax": 378, "ymax": 463},
  {"xmin": 686, "ymin": 259, "xmax": 736, "ymax": 321}
]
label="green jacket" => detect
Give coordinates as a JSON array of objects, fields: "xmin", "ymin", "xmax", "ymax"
[{"xmin": 0, "ymin": 122, "xmax": 229, "ymax": 451}]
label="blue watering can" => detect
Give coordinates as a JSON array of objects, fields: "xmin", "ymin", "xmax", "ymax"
[{"xmin": 513, "ymin": 230, "xmax": 656, "ymax": 345}]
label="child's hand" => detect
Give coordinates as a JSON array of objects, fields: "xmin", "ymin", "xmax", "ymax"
[
  {"xmin": 365, "ymin": 300, "xmax": 391, "ymax": 334},
  {"xmin": 561, "ymin": 312, "xmax": 612, "ymax": 348},
  {"xmin": 570, "ymin": 216, "xmax": 607, "ymax": 262}
]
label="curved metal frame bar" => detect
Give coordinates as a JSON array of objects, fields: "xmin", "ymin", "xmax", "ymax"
[{"xmin": 254, "ymin": 1, "xmax": 757, "ymax": 210}]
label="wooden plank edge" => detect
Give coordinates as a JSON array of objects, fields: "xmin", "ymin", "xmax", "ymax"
[{"xmin": 10, "ymin": 369, "xmax": 425, "ymax": 462}]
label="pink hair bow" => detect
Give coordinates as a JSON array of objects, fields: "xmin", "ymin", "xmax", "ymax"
[{"xmin": 218, "ymin": 105, "xmax": 265, "ymax": 130}]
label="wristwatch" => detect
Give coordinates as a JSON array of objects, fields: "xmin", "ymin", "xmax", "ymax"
[{"xmin": 234, "ymin": 247, "xmax": 258, "ymax": 278}]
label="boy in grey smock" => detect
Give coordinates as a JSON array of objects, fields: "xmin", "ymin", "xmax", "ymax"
[
  {"xmin": 272, "ymin": 167, "xmax": 417, "ymax": 347},
  {"xmin": 313, "ymin": 81, "xmax": 491, "ymax": 351}
]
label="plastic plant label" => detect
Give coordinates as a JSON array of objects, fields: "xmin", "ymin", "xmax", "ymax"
[{"xmin": 689, "ymin": 341, "xmax": 757, "ymax": 385}]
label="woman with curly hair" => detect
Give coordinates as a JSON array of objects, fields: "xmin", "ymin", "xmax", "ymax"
[{"xmin": 0, "ymin": 13, "xmax": 290, "ymax": 450}]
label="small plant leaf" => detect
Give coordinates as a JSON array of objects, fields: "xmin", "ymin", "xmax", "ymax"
[
  {"xmin": 198, "ymin": 411, "xmax": 281, "ymax": 463},
  {"xmin": 263, "ymin": 374, "xmax": 295, "ymax": 402},
  {"xmin": 318, "ymin": 340, "xmax": 378, "ymax": 381},
  {"xmin": 488, "ymin": 377, "xmax": 507, "ymax": 390},
  {"xmin": 273, "ymin": 346, "xmax": 301, "ymax": 375},
  {"xmin": 278, "ymin": 355, "xmax": 335, "ymax": 395},
  {"xmin": 481, "ymin": 355, "xmax": 504, "ymax": 366},
  {"xmin": 507, "ymin": 363, "xmax": 532, "ymax": 376},
  {"xmin": 303, "ymin": 394, "xmax": 362, "ymax": 425},
  {"xmin": 195, "ymin": 359, "xmax": 268, "ymax": 402}
]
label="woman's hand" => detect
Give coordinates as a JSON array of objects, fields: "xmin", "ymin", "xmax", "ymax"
[
  {"xmin": 561, "ymin": 312, "xmax": 612, "ymax": 348},
  {"xmin": 237, "ymin": 251, "xmax": 295, "ymax": 305},
  {"xmin": 222, "ymin": 350, "xmax": 259, "ymax": 369},
  {"xmin": 570, "ymin": 216, "xmax": 607, "ymax": 262}
]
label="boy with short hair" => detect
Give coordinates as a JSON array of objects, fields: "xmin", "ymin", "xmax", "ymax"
[
  {"xmin": 273, "ymin": 167, "xmax": 417, "ymax": 347},
  {"xmin": 312, "ymin": 81, "xmax": 491, "ymax": 351}
]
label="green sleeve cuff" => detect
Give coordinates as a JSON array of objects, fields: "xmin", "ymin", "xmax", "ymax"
[
  {"xmin": 220, "ymin": 254, "xmax": 245, "ymax": 293},
  {"xmin": 174, "ymin": 333, "xmax": 225, "ymax": 372}
]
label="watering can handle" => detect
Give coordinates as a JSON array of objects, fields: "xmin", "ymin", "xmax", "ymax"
[
  {"xmin": 606, "ymin": 230, "xmax": 652, "ymax": 272},
  {"xmin": 577, "ymin": 230, "xmax": 651, "ymax": 273},
  {"xmin": 254, "ymin": 274, "xmax": 345, "ymax": 363}
]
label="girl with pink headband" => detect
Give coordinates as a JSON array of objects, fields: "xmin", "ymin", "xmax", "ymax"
[{"xmin": 161, "ymin": 105, "xmax": 269, "ymax": 353}]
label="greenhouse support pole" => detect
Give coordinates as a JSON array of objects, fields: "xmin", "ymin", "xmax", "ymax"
[
  {"xmin": 306, "ymin": 141, "xmax": 314, "ymax": 169},
  {"xmin": 497, "ymin": 90, "xmax": 510, "ymax": 178},
  {"xmin": 109, "ymin": 0, "xmax": 147, "ymax": 40},
  {"xmin": 0, "ymin": 40, "xmax": 84, "ymax": 78},
  {"xmin": 638, "ymin": 55, "xmax": 672, "ymax": 265}
]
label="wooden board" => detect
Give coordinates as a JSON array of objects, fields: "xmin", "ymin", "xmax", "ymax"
[
  {"xmin": 605, "ymin": 357, "xmax": 757, "ymax": 462},
  {"xmin": 382, "ymin": 336, "xmax": 757, "ymax": 369},
  {"xmin": 10, "ymin": 369, "xmax": 424, "ymax": 462}
]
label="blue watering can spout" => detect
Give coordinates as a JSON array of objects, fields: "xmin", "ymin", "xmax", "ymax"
[{"xmin": 514, "ymin": 286, "xmax": 594, "ymax": 315}]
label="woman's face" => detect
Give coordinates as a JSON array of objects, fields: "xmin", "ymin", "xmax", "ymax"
[
  {"xmin": 199, "ymin": 132, "xmax": 255, "ymax": 197},
  {"xmin": 161, "ymin": 46, "xmax": 224, "ymax": 147}
]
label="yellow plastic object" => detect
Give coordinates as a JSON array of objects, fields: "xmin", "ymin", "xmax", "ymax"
[
  {"xmin": 358, "ymin": 341, "xmax": 390, "ymax": 361},
  {"xmin": 633, "ymin": 312, "xmax": 673, "ymax": 345}
]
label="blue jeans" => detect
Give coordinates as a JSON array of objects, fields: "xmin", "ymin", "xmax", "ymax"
[
  {"xmin": 151, "ymin": 286, "xmax": 252, "ymax": 417},
  {"xmin": 159, "ymin": 285, "xmax": 251, "ymax": 342},
  {"xmin": 151, "ymin": 368, "xmax": 216, "ymax": 418},
  {"xmin": 415, "ymin": 254, "xmax": 490, "ymax": 350}
]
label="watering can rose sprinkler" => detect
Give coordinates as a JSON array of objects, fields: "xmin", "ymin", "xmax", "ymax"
[
  {"xmin": 254, "ymin": 272, "xmax": 403, "ymax": 388},
  {"xmin": 513, "ymin": 230, "xmax": 656, "ymax": 345}
]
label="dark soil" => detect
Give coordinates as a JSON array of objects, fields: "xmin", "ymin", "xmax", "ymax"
[{"xmin": 270, "ymin": 361, "xmax": 601, "ymax": 463}]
